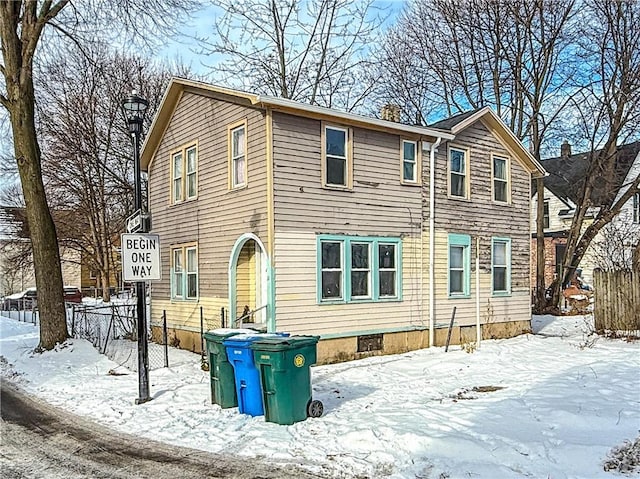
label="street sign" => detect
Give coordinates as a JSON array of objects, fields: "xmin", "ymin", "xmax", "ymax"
[
  {"xmin": 121, "ymin": 233, "xmax": 161, "ymax": 281},
  {"xmin": 126, "ymin": 210, "xmax": 143, "ymax": 233}
]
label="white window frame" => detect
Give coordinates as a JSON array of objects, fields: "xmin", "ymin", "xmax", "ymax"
[
  {"xmin": 186, "ymin": 145, "xmax": 198, "ymax": 199},
  {"xmin": 170, "ymin": 142, "xmax": 198, "ymax": 204},
  {"xmin": 320, "ymin": 240, "xmax": 344, "ymax": 301},
  {"xmin": 448, "ymin": 146, "xmax": 469, "ymax": 199},
  {"xmin": 634, "ymin": 193, "xmax": 640, "ymax": 224},
  {"xmin": 491, "ymin": 237, "xmax": 511, "ymax": 296},
  {"xmin": 229, "ymin": 121, "xmax": 247, "ymax": 189},
  {"xmin": 492, "ymin": 154, "xmax": 510, "ymax": 203},
  {"xmin": 171, "ymin": 243, "xmax": 198, "ymax": 300},
  {"xmin": 401, "ymin": 139, "xmax": 419, "ymax": 184},
  {"xmin": 350, "ymin": 242, "xmax": 371, "ymax": 299},
  {"xmin": 378, "ymin": 242, "xmax": 398, "ymax": 298},
  {"xmin": 322, "ymin": 123, "xmax": 352, "ymax": 189}
]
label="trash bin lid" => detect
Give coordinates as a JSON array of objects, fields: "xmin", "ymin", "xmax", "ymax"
[
  {"xmin": 204, "ymin": 328, "xmax": 257, "ymax": 343},
  {"xmin": 223, "ymin": 332, "xmax": 289, "ymax": 347},
  {"xmin": 249, "ymin": 335, "xmax": 319, "ymax": 351}
]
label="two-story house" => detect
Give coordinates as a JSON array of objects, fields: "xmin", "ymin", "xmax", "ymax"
[
  {"xmin": 141, "ymin": 78, "xmax": 545, "ymax": 363},
  {"xmin": 530, "ymin": 141, "xmax": 640, "ymax": 290}
]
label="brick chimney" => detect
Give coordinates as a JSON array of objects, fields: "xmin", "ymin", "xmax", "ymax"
[
  {"xmin": 381, "ymin": 104, "xmax": 401, "ymax": 122},
  {"xmin": 561, "ymin": 140, "xmax": 571, "ymax": 158}
]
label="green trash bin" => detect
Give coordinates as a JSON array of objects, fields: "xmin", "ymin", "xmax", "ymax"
[
  {"xmin": 203, "ymin": 328, "xmax": 256, "ymax": 408},
  {"xmin": 250, "ymin": 335, "xmax": 324, "ymax": 425}
]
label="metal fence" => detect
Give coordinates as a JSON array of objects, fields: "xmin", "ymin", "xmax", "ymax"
[{"xmin": 70, "ymin": 303, "xmax": 170, "ymax": 371}]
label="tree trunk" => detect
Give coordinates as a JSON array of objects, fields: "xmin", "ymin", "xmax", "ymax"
[
  {"xmin": 534, "ymin": 178, "xmax": 547, "ymax": 312},
  {"xmin": 9, "ymin": 95, "xmax": 68, "ymax": 349}
]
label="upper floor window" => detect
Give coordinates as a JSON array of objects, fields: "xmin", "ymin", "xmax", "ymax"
[
  {"xmin": 401, "ymin": 140, "xmax": 419, "ymax": 184},
  {"xmin": 171, "ymin": 243, "xmax": 198, "ymax": 300},
  {"xmin": 448, "ymin": 233, "xmax": 470, "ymax": 297},
  {"xmin": 492, "ymin": 155, "xmax": 509, "ymax": 203},
  {"xmin": 171, "ymin": 143, "xmax": 198, "ymax": 204},
  {"xmin": 317, "ymin": 235, "xmax": 401, "ymax": 303},
  {"xmin": 229, "ymin": 120, "xmax": 247, "ymax": 189},
  {"xmin": 543, "ymin": 200, "xmax": 550, "ymax": 229},
  {"xmin": 491, "ymin": 237, "xmax": 511, "ymax": 295},
  {"xmin": 322, "ymin": 124, "xmax": 352, "ymax": 189},
  {"xmin": 634, "ymin": 193, "xmax": 639, "ymax": 224},
  {"xmin": 449, "ymin": 147, "xmax": 468, "ymax": 198}
]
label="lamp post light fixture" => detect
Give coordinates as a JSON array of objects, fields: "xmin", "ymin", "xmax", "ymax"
[{"xmin": 122, "ymin": 90, "xmax": 151, "ymax": 404}]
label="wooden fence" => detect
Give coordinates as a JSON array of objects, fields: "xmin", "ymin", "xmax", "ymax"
[{"xmin": 593, "ymin": 269, "xmax": 640, "ymax": 333}]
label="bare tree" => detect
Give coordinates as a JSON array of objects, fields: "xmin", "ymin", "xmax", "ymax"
[
  {"xmin": 551, "ymin": 0, "xmax": 640, "ymax": 305},
  {"xmin": 0, "ymin": 0, "xmax": 199, "ymax": 350},
  {"xmin": 373, "ymin": 0, "xmax": 577, "ymax": 312},
  {"xmin": 37, "ymin": 45, "xmax": 182, "ymax": 302},
  {"xmin": 197, "ymin": 0, "xmax": 383, "ymax": 111}
]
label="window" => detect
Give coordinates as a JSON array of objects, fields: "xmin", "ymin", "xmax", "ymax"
[
  {"xmin": 229, "ymin": 121, "xmax": 247, "ymax": 188},
  {"xmin": 449, "ymin": 147, "xmax": 468, "ymax": 198},
  {"xmin": 171, "ymin": 244, "xmax": 198, "ymax": 300},
  {"xmin": 186, "ymin": 146, "xmax": 197, "ymax": 198},
  {"xmin": 543, "ymin": 200, "xmax": 550, "ymax": 229},
  {"xmin": 322, "ymin": 124, "xmax": 352, "ymax": 188},
  {"xmin": 170, "ymin": 143, "xmax": 198, "ymax": 204},
  {"xmin": 321, "ymin": 241, "xmax": 343, "ymax": 300},
  {"xmin": 448, "ymin": 234, "xmax": 471, "ymax": 297},
  {"xmin": 378, "ymin": 243, "xmax": 397, "ymax": 297},
  {"xmin": 492, "ymin": 238, "xmax": 511, "ymax": 295},
  {"xmin": 351, "ymin": 242, "xmax": 370, "ymax": 298},
  {"xmin": 493, "ymin": 155, "xmax": 509, "ymax": 202},
  {"xmin": 317, "ymin": 235, "xmax": 402, "ymax": 303},
  {"xmin": 401, "ymin": 140, "xmax": 419, "ymax": 184},
  {"xmin": 634, "ymin": 193, "xmax": 639, "ymax": 224}
]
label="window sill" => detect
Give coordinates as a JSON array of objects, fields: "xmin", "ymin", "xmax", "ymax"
[
  {"xmin": 448, "ymin": 294, "xmax": 471, "ymax": 299},
  {"xmin": 400, "ymin": 180, "xmax": 421, "ymax": 187},
  {"xmin": 170, "ymin": 197, "xmax": 197, "ymax": 206},
  {"xmin": 491, "ymin": 292, "xmax": 512, "ymax": 297},
  {"xmin": 170, "ymin": 297, "xmax": 199, "ymax": 302},
  {"xmin": 322, "ymin": 184, "xmax": 353, "ymax": 192},
  {"xmin": 318, "ymin": 297, "xmax": 402, "ymax": 305},
  {"xmin": 229, "ymin": 184, "xmax": 248, "ymax": 192},
  {"xmin": 447, "ymin": 195, "xmax": 471, "ymax": 201}
]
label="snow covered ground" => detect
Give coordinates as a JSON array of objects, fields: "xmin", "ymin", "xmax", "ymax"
[{"xmin": 1, "ymin": 313, "xmax": 638, "ymax": 478}]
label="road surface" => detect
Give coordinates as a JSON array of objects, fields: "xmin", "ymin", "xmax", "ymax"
[{"xmin": 0, "ymin": 380, "xmax": 320, "ymax": 479}]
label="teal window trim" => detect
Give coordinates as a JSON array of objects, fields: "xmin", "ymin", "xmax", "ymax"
[
  {"xmin": 491, "ymin": 237, "xmax": 512, "ymax": 296},
  {"xmin": 448, "ymin": 233, "xmax": 471, "ymax": 298},
  {"xmin": 316, "ymin": 234, "xmax": 402, "ymax": 304}
]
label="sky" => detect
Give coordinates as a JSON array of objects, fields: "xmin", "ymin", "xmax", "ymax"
[{"xmin": 1, "ymin": 310, "xmax": 638, "ymax": 478}]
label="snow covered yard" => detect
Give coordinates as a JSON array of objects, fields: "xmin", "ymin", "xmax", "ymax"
[{"xmin": 1, "ymin": 313, "xmax": 638, "ymax": 479}]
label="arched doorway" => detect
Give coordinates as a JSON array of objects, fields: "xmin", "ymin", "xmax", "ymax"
[{"xmin": 228, "ymin": 233, "xmax": 274, "ymax": 331}]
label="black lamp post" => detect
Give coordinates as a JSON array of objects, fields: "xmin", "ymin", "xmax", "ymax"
[{"xmin": 122, "ymin": 90, "xmax": 150, "ymax": 404}]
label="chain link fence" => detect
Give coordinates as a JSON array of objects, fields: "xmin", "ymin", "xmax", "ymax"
[{"xmin": 69, "ymin": 302, "xmax": 169, "ymax": 371}]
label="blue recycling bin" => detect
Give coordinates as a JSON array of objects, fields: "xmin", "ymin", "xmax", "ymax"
[{"xmin": 224, "ymin": 333, "xmax": 289, "ymax": 416}]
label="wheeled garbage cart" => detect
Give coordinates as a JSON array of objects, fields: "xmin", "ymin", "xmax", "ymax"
[
  {"xmin": 250, "ymin": 335, "xmax": 323, "ymax": 425},
  {"xmin": 203, "ymin": 328, "xmax": 256, "ymax": 408},
  {"xmin": 223, "ymin": 333, "xmax": 289, "ymax": 416}
]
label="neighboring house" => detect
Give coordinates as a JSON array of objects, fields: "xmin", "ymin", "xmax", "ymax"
[
  {"xmin": 0, "ymin": 206, "xmax": 82, "ymax": 297},
  {"xmin": 530, "ymin": 141, "xmax": 640, "ymax": 289},
  {"xmin": 141, "ymin": 78, "xmax": 545, "ymax": 363}
]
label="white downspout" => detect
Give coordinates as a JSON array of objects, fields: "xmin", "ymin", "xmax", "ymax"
[
  {"xmin": 476, "ymin": 238, "xmax": 481, "ymax": 348},
  {"xmin": 429, "ymin": 137, "xmax": 442, "ymax": 348}
]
